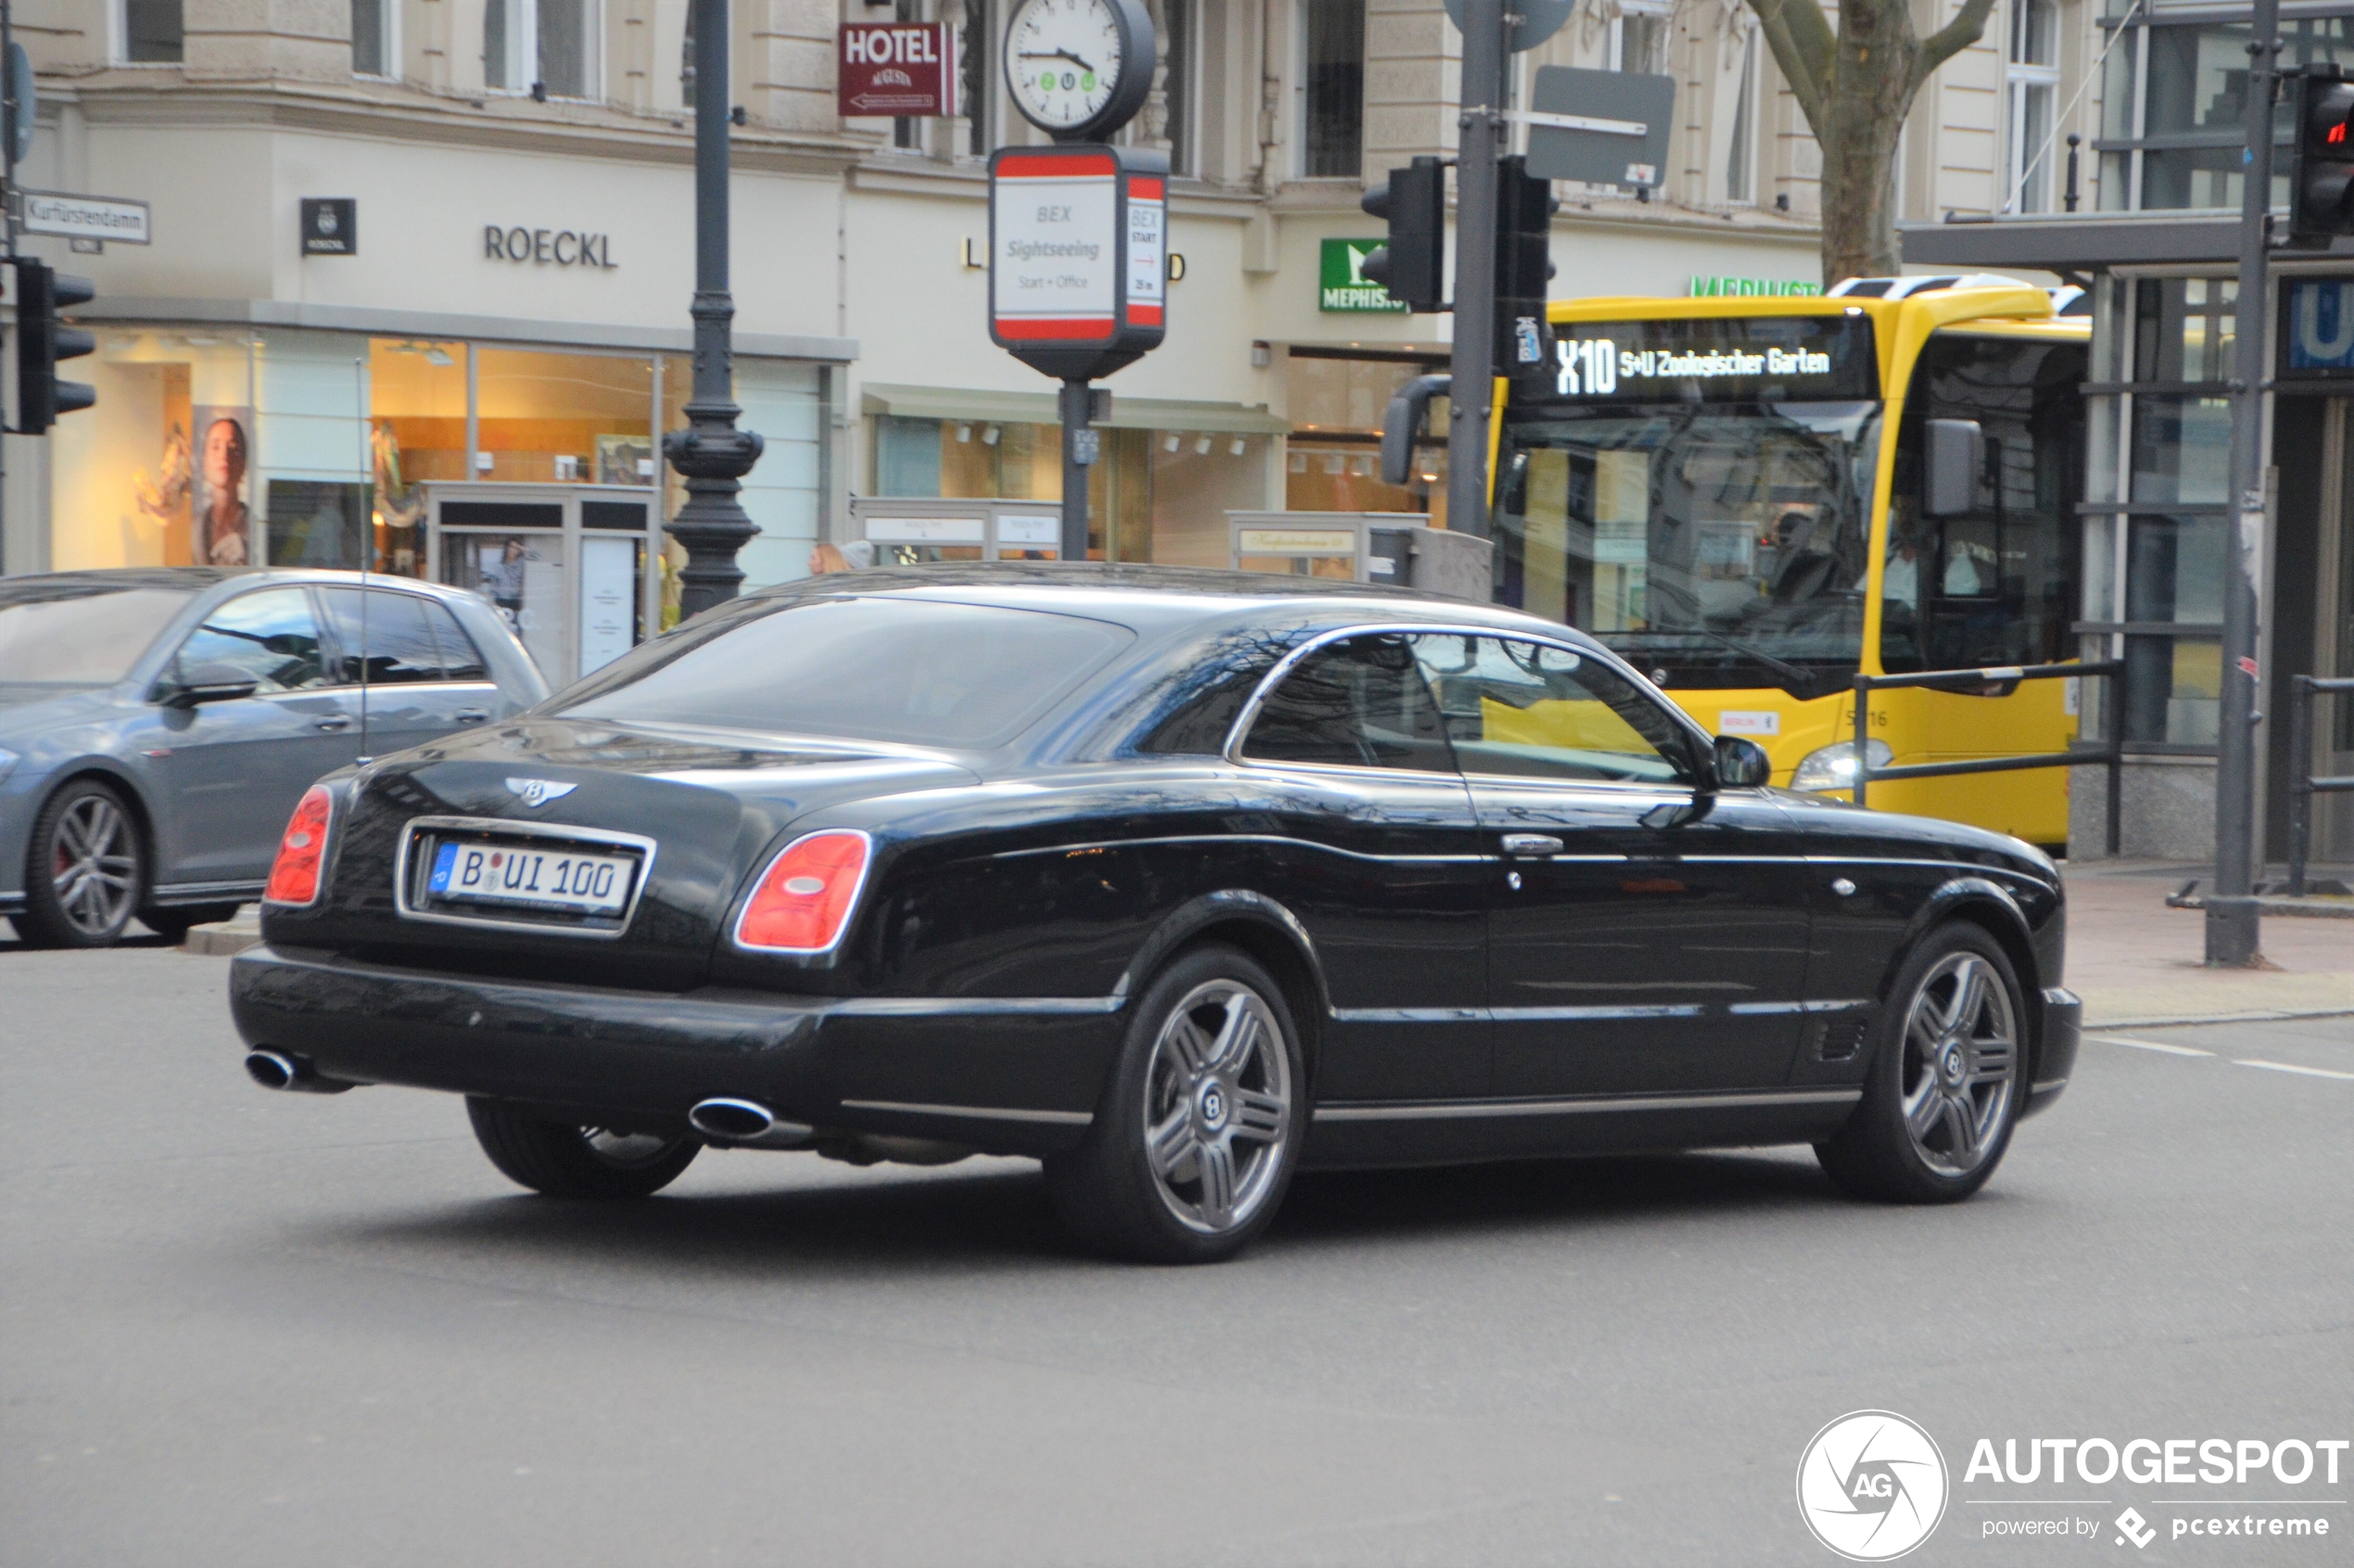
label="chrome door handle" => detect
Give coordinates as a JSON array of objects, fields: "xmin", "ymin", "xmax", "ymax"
[
  {"xmin": 314, "ymin": 715, "xmax": 354, "ymax": 732},
  {"xmin": 1501, "ymin": 833, "xmax": 1564, "ymax": 858},
  {"xmin": 453, "ymin": 708, "xmax": 490, "ymax": 724}
]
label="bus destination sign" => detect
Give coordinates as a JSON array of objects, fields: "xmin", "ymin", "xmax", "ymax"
[{"xmin": 1547, "ymin": 315, "xmax": 1877, "ymax": 403}]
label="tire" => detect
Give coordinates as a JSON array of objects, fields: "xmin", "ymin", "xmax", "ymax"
[
  {"xmin": 141, "ymin": 903, "xmax": 241, "ymax": 942},
  {"xmin": 1816, "ymin": 923, "xmax": 2027, "ymax": 1204},
  {"xmin": 465, "ymin": 1098, "xmax": 702, "ymax": 1199},
  {"xmin": 19, "ymin": 779, "xmax": 146, "ymax": 948},
  {"xmin": 1043, "ymin": 944, "xmax": 1307, "ymax": 1264}
]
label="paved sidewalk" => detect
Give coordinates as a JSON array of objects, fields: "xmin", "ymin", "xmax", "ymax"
[{"xmin": 2064, "ymin": 859, "xmax": 2354, "ymax": 1028}]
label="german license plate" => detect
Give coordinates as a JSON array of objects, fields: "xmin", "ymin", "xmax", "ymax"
[{"xmin": 427, "ymin": 840, "xmax": 635, "ymax": 916}]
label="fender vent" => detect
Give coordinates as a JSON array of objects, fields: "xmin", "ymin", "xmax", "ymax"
[{"xmin": 1813, "ymin": 1014, "xmax": 1871, "ymax": 1063}]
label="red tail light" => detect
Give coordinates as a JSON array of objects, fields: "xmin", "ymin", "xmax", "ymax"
[
  {"xmin": 734, "ymin": 830, "xmax": 872, "ymax": 954},
  {"xmin": 264, "ymin": 786, "xmax": 335, "ymax": 905}
]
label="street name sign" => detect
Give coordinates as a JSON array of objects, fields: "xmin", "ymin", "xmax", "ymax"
[
  {"xmin": 1523, "ymin": 67, "xmax": 1674, "ymax": 190},
  {"xmin": 19, "ymin": 190, "xmax": 151, "ymax": 246}
]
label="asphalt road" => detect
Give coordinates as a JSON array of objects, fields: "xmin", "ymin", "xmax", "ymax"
[{"xmin": 2, "ymin": 934, "xmax": 2348, "ymax": 1567}]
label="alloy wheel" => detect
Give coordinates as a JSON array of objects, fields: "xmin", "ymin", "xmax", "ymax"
[
  {"xmin": 1141, "ymin": 979, "xmax": 1294, "ymax": 1234},
  {"xmin": 50, "ymin": 794, "xmax": 140, "ymax": 938},
  {"xmin": 1897, "ymin": 952, "xmax": 2018, "ymax": 1176},
  {"xmin": 581, "ymin": 1128, "xmax": 691, "ymax": 1170}
]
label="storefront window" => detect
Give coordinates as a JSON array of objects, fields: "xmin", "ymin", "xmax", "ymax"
[
  {"xmin": 661, "ymin": 354, "xmax": 825, "ymax": 591},
  {"xmin": 369, "ymin": 340, "xmax": 466, "ymax": 576},
  {"xmin": 50, "ymin": 328, "xmax": 254, "ymax": 570},
  {"xmin": 475, "ymin": 348, "xmax": 654, "ymax": 486},
  {"xmin": 1285, "ymin": 351, "xmax": 1449, "ymax": 524}
]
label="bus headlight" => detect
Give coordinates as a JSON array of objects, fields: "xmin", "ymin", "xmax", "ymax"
[{"xmin": 1791, "ymin": 739, "xmax": 1893, "ymax": 792}]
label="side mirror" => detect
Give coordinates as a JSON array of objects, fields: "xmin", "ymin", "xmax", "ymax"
[
  {"xmin": 164, "ymin": 660, "xmax": 259, "ymax": 707},
  {"xmin": 1923, "ymin": 418, "xmax": 1983, "ymax": 517},
  {"xmin": 1713, "ymin": 734, "xmax": 1772, "ymax": 789}
]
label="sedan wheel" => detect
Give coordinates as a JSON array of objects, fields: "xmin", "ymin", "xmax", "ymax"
[
  {"xmin": 20, "ymin": 781, "xmax": 145, "ymax": 948},
  {"xmin": 1817, "ymin": 924, "xmax": 2027, "ymax": 1204},
  {"xmin": 465, "ymin": 1098, "xmax": 701, "ymax": 1199},
  {"xmin": 1045, "ymin": 945, "xmax": 1305, "ymax": 1262}
]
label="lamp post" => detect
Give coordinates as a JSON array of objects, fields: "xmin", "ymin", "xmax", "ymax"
[{"xmin": 663, "ymin": 0, "xmax": 765, "ymax": 618}]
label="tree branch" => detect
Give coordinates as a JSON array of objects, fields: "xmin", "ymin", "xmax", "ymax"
[
  {"xmin": 1917, "ymin": 0, "xmax": 1998, "ymax": 82},
  {"xmin": 1745, "ymin": 0, "xmax": 1836, "ymax": 128}
]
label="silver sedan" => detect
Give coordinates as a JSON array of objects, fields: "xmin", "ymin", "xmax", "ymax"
[{"xmin": 1, "ymin": 568, "xmax": 546, "ymax": 946}]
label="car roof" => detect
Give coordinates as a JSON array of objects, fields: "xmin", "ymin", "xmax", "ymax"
[
  {"xmin": 0, "ymin": 566, "xmax": 479, "ymax": 609},
  {"xmin": 740, "ymin": 562, "xmax": 1589, "ymax": 643}
]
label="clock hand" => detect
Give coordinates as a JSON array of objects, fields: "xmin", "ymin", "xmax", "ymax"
[{"xmin": 1018, "ymin": 47, "xmax": 1099, "ymax": 73}]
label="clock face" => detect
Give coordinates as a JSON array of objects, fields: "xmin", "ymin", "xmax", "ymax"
[{"xmin": 1006, "ymin": 0, "xmax": 1129, "ymax": 133}]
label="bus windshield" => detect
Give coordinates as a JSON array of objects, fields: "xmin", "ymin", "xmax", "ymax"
[{"xmin": 1493, "ymin": 398, "xmax": 1882, "ymax": 699}]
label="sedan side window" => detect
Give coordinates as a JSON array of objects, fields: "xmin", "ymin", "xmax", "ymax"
[
  {"xmin": 171, "ymin": 588, "xmax": 329, "ymax": 694},
  {"xmin": 419, "ymin": 601, "xmax": 490, "ymax": 681},
  {"xmin": 319, "ymin": 588, "xmax": 442, "ymax": 685},
  {"xmin": 1241, "ymin": 634, "xmax": 1456, "ymax": 772},
  {"xmin": 1424, "ymin": 636, "xmax": 1695, "ymax": 785}
]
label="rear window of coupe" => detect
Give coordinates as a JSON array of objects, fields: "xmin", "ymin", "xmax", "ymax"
[{"xmin": 551, "ymin": 596, "xmax": 1133, "ymax": 748}]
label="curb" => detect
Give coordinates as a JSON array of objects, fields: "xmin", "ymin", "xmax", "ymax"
[
  {"xmin": 2083, "ymin": 1006, "xmax": 2354, "ymax": 1030},
  {"xmin": 183, "ymin": 921, "xmax": 263, "ymax": 957}
]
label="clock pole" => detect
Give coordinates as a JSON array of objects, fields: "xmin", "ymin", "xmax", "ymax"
[{"xmin": 1058, "ymin": 379, "xmax": 1096, "ymax": 563}]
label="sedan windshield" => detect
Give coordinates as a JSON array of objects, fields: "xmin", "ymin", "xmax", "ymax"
[
  {"xmin": 0, "ymin": 588, "xmax": 193, "ymax": 686},
  {"xmin": 551, "ymin": 595, "xmax": 1135, "ymax": 749},
  {"xmin": 1493, "ymin": 400, "xmax": 1881, "ymax": 698}
]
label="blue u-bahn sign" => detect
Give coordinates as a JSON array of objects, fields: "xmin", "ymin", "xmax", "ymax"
[{"xmin": 2287, "ymin": 278, "xmax": 2354, "ymax": 373}]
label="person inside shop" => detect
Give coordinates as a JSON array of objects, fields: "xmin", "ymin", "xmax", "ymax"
[
  {"xmin": 807, "ymin": 540, "xmax": 874, "ymax": 575},
  {"xmin": 200, "ymin": 417, "xmax": 252, "ymax": 566},
  {"xmin": 482, "ymin": 538, "xmax": 531, "ymax": 616}
]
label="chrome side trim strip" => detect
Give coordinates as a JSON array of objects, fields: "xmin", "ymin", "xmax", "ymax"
[
  {"xmin": 840, "ymin": 1099, "xmax": 1095, "ymax": 1126},
  {"xmin": 826, "ymin": 995, "xmax": 1125, "ymax": 1018},
  {"xmin": 1800, "ymin": 855, "xmax": 2050, "ymax": 881},
  {"xmin": 1315, "ymin": 1088, "xmax": 1865, "ymax": 1122},
  {"xmin": 150, "ymin": 879, "xmax": 265, "ymax": 900},
  {"xmin": 1727, "ymin": 998, "xmax": 1875, "ymax": 1016},
  {"xmin": 1331, "ymin": 1006, "xmax": 1487, "ymax": 1024},
  {"xmin": 1491, "ymin": 1003, "xmax": 1709, "ymax": 1021},
  {"xmin": 992, "ymin": 833, "xmax": 1490, "ymax": 866}
]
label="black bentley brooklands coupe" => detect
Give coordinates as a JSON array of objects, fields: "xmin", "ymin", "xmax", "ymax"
[{"xmin": 231, "ymin": 565, "xmax": 2078, "ymax": 1262}]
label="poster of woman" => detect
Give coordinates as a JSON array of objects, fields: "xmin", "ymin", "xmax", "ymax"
[{"xmin": 191, "ymin": 409, "xmax": 255, "ymax": 566}]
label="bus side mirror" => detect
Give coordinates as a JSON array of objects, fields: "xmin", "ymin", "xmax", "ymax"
[{"xmin": 1924, "ymin": 419, "xmax": 1983, "ymax": 517}]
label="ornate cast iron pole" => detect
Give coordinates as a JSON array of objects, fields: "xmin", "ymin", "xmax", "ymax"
[{"xmin": 664, "ymin": 0, "xmax": 765, "ymax": 618}]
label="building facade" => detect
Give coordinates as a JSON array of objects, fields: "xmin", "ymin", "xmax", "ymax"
[
  {"xmin": 1907, "ymin": 0, "xmax": 2354, "ymax": 868},
  {"xmin": 7, "ymin": 0, "xmax": 2062, "ymax": 673}
]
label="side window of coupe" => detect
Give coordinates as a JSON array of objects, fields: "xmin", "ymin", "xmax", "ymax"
[
  {"xmin": 1424, "ymin": 636, "xmax": 1695, "ymax": 785},
  {"xmin": 171, "ymin": 588, "xmax": 330, "ymax": 695},
  {"xmin": 1241, "ymin": 634, "xmax": 1456, "ymax": 772}
]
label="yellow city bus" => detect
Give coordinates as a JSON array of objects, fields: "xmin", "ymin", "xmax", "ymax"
[{"xmin": 1490, "ymin": 276, "xmax": 2090, "ymax": 850}]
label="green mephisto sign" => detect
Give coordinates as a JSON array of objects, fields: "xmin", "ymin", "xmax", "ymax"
[{"xmin": 1320, "ymin": 238, "xmax": 1409, "ymax": 313}]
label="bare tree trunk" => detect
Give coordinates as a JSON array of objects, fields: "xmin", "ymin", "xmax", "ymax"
[{"xmin": 1747, "ymin": 0, "xmax": 1996, "ymax": 285}]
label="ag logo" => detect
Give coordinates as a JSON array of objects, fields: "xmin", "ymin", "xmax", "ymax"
[{"xmin": 1796, "ymin": 1410, "xmax": 1949, "ymax": 1562}]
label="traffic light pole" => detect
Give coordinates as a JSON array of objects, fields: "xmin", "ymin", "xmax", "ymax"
[
  {"xmin": 1443, "ymin": 0, "xmax": 1506, "ymax": 542},
  {"xmin": 2208, "ymin": 0, "xmax": 2278, "ymax": 965}
]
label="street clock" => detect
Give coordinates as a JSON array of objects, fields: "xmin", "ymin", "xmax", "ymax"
[{"xmin": 1002, "ymin": 0, "xmax": 1154, "ymax": 142}]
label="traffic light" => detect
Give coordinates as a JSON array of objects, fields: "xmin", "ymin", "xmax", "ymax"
[
  {"xmin": 1494, "ymin": 154, "xmax": 1559, "ymax": 371},
  {"xmin": 2288, "ymin": 65, "xmax": 2354, "ymax": 247},
  {"xmin": 1360, "ymin": 157, "xmax": 1447, "ymax": 313},
  {"xmin": 13, "ymin": 258, "xmax": 96, "ymax": 434}
]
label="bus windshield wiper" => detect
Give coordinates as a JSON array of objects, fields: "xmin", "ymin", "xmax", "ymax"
[{"xmin": 1610, "ymin": 626, "xmax": 1814, "ymax": 688}]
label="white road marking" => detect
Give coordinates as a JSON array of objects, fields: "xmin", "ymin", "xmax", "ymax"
[
  {"xmin": 2088, "ymin": 1035, "xmax": 2215, "ymax": 1057},
  {"xmin": 2234, "ymin": 1058, "xmax": 2354, "ymax": 1081}
]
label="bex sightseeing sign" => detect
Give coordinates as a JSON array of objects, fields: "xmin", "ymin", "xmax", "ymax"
[
  {"xmin": 837, "ymin": 23, "xmax": 958, "ymax": 118},
  {"xmin": 987, "ymin": 145, "xmax": 1165, "ymax": 380}
]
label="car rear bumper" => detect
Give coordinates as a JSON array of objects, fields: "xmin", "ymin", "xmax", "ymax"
[
  {"xmin": 228, "ymin": 942, "xmax": 1125, "ymax": 1157},
  {"xmin": 2023, "ymin": 986, "xmax": 2080, "ymax": 1119}
]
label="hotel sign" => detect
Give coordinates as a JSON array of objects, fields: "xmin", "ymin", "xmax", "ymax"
[{"xmin": 839, "ymin": 23, "xmax": 958, "ymax": 117}]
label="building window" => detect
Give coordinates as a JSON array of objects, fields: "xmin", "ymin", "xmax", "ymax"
[
  {"xmin": 121, "ymin": 0, "xmax": 184, "ymax": 62},
  {"xmin": 1300, "ymin": 0, "xmax": 1363, "ymax": 178},
  {"xmin": 1159, "ymin": 0, "xmax": 1192, "ymax": 175},
  {"xmin": 1611, "ymin": 6, "xmax": 1670, "ymax": 74},
  {"xmin": 1726, "ymin": 29, "xmax": 1758, "ymax": 205},
  {"xmin": 966, "ymin": 0, "xmax": 990, "ymax": 156},
  {"xmin": 2005, "ymin": 0, "xmax": 2058, "ymax": 211},
  {"xmin": 2095, "ymin": 13, "xmax": 2354, "ymax": 212},
  {"xmin": 486, "ymin": 0, "xmax": 598, "ymax": 98},
  {"xmin": 353, "ymin": 0, "xmax": 394, "ymax": 77}
]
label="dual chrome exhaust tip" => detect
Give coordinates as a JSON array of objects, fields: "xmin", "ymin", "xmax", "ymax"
[{"xmin": 688, "ymin": 1097, "xmax": 815, "ymax": 1149}]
